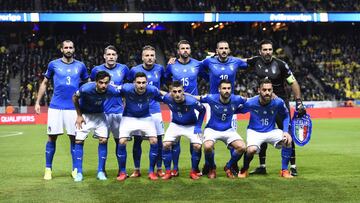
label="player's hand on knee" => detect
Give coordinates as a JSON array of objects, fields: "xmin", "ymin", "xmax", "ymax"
[{"xmin": 282, "ymin": 132, "xmax": 292, "ymax": 147}]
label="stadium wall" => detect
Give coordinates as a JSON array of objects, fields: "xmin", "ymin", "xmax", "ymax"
[{"xmin": 1, "ymin": 106, "xmax": 360, "ymax": 125}]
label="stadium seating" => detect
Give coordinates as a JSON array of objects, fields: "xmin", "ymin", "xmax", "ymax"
[{"xmin": 1, "ymin": 0, "xmax": 358, "ymax": 12}]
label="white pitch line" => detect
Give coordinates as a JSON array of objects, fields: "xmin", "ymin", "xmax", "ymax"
[{"xmin": 0, "ymin": 131, "xmax": 24, "ymax": 138}]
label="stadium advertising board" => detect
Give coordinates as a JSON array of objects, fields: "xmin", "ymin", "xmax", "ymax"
[{"xmin": 1, "ymin": 12, "xmax": 360, "ymax": 22}]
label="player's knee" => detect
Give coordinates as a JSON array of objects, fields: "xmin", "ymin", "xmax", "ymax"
[
  {"xmin": 192, "ymin": 143, "xmax": 201, "ymax": 152},
  {"xmin": 119, "ymin": 138, "xmax": 128, "ymax": 145},
  {"xmin": 163, "ymin": 142, "xmax": 172, "ymax": 150},
  {"xmin": 203, "ymin": 141, "xmax": 214, "ymax": 152},
  {"xmin": 75, "ymin": 140, "xmax": 84, "ymax": 144},
  {"xmin": 99, "ymin": 137, "xmax": 108, "ymax": 144},
  {"xmin": 48, "ymin": 135, "xmax": 58, "ymax": 142},
  {"xmin": 149, "ymin": 137, "xmax": 158, "ymax": 144},
  {"xmin": 247, "ymin": 146, "xmax": 257, "ymax": 155}
]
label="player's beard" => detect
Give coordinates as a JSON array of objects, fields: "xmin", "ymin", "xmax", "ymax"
[
  {"xmin": 221, "ymin": 92, "xmax": 231, "ymax": 100},
  {"xmin": 261, "ymin": 94, "xmax": 271, "ymax": 104},
  {"xmin": 262, "ymin": 54, "xmax": 272, "ymax": 62},
  {"xmin": 220, "ymin": 52, "xmax": 228, "ymax": 60},
  {"xmin": 63, "ymin": 52, "xmax": 74, "ymax": 59},
  {"xmin": 180, "ymin": 52, "xmax": 189, "ymax": 59}
]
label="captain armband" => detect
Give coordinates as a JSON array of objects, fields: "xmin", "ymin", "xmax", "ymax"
[{"xmin": 286, "ymin": 74, "xmax": 296, "ymax": 85}]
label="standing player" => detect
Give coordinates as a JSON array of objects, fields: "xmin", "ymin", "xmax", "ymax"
[
  {"xmin": 90, "ymin": 45, "xmax": 129, "ymax": 174},
  {"xmin": 161, "ymin": 81, "xmax": 205, "ymax": 180},
  {"xmin": 72, "ymin": 71, "xmax": 120, "ymax": 182},
  {"xmin": 35, "ymin": 40, "xmax": 89, "ymax": 180},
  {"xmin": 201, "ymin": 40, "xmax": 247, "ymax": 175},
  {"xmin": 237, "ymin": 78, "xmax": 293, "ymax": 178},
  {"xmin": 165, "ymin": 40, "xmax": 206, "ymax": 176},
  {"xmin": 195, "ymin": 79, "xmax": 247, "ymax": 179},
  {"xmin": 127, "ymin": 45, "xmax": 165, "ymax": 178},
  {"xmin": 246, "ymin": 39, "xmax": 306, "ymax": 176},
  {"xmin": 116, "ymin": 72, "xmax": 162, "ymax": 181}
]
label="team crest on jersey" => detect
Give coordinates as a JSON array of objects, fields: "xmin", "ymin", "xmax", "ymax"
[
  {"xmin": 183, "ymin": 69, "xmax": 187, "ymax": 72},
  {"xmin": 224, "ymin": 108, "xmax": 228, "ymax": 112},
  {"xmin": 271, "ymin": 64, "xmax": 277, "ymax": 74},
  {"xmin": 67, "ymin": 69, "xmax": 71, "ymax": 72},
  {"xmin": 263, "ymin": 111, "xmax": 267, "ymax": 114},
  {"xmin": 191, "ymin": 68, "xmax": 195, "ymax": 73}
]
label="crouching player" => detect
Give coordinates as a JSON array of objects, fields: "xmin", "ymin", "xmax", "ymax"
[
  {"xmin": 194, "ymin": 79, "xmax": 247, "ymax": 179},
  {"xmin": 237, "ymin": 78, "xmax": 293, "ymax": 178},
  {"xmin": 161, "ymin": 81, "xmax": 206, "ymax": 180},
  {"xmin": 72, "ymin": 71, "xmax": 120, "ymax": 182}
]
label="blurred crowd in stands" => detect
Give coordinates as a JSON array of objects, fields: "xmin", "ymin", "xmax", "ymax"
[
  {"xmin": 1, "ymin": 22, "xmax": 359, "ymax": 107},
  {"xmin": 1, "ymin": 0, "xmax": 359, "ymax": 12}
]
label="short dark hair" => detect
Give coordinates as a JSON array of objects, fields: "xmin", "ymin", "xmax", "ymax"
[
  {"xmin": 171, "ymin": 80, "xmax": 183, "ymax": 88},
  {"xmin": 258, "ymin": 39, "xmax": 273, "ymax": 50},
  {"xmin": 177, "ymin": 40, "xmax": 190, "ymax": 49},
  {"xmin": 104, "ymin": 45, "xmax": 118, "ymax": 54},
  {"xmin": 61, "ymin": 40, "xmax": 74, "ymax": 48},
  {"xmin": 95, "ymin": 71, "xmax": 111, "ymax": 81},
  {"xmin": 135, "ymin": 72, "xmax": 147, "ymax": 80},
  {"xmin": 259, "ymin": 77, "xmax": 272, "ymax": 87},
  {"xmin": 219, "ymin": 79, "xmax": 231, "ymax": 88},
  {"xmin": 216, "ymin": 40, "xmax": 229, "ymax": 48},
  {"xmin": 142, "ymin": 45, "xmax": 155, "ymax": 52}
]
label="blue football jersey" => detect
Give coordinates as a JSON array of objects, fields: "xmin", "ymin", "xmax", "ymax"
[
  {"xmin": 128, "ymin": 64, "xmax": 164, "ymax": 114},
  {"xmin": 44, "ymin": 58, "xmax": 89, "ymax": 110},
  {"xmin": 165, "ymin": 58, "xmax": 206, "ymax": 95},
  {"xmin": 237, "ymin": 96, "xmax": 290, "ymax": 132},
  {"xmin": 90, "ymin": 63, "xmax": 129, "ymax": 114},
  {"xmin": 76, "ymin": 82, "xmax": 120, "ymax": 114},
  {"xmin": 200, "ymin": 94, "xmax": 246, "ymax": 131},
  {"xmin": 162, "ymin": 94, "xmax": 205, "ymax": 131},
  {"xmin": 202, "ymin": 56, "xmax": 247, "ymax": 94},
  {"xmin": 121, "ymin": 83, "xmax": 161, "ymax": 118}
]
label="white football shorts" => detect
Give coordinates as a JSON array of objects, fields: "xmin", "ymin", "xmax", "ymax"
[
  {"xmin": 47, "ymin": 108, "xmax": 77, "ymax": 136},
  {"xmin": 119, "ymin": 116, "xmax": 157, "ymax": 138},
  {"xmin": 75, "ymin": 113, "xmax": 108, "ymax": 141},
  {"xmin": 246, "ymin": 128, "xmax": 284, "ymax": 153},
  {"xmin": 203, "ymin": 127, "xmax": 243, "ymax": 146},
  {"xmin": 164, "ymin": 122, "xmax": 202, "ymax": 144}
]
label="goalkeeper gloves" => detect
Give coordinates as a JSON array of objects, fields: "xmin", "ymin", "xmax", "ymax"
[{"xmin": 295, "ymin": 98, "xmax": 306, "ymax": 117}]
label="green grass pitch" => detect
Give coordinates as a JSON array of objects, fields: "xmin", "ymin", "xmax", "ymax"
[{"xmin": 0, "ymin": 119, "xmax": 360, "ymax": 202}]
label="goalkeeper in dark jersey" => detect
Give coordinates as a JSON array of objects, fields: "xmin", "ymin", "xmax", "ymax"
[{"xmin": 245, "ymin": 39, "xmax": 306, "ymax": 176}]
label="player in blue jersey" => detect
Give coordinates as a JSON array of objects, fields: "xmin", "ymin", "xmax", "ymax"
[
  {"xmin": 116, "ymin": 72, "xmax": 162, "ymax": 181},
  {"xmin": 165, "ymin": 40, "xmax": 207, "ymax": 176},
  {"xmin": 194, "ymin": 79, "xmax": 247, "ymax": 179},
  {"xmin": 161, "ymin": 81, "xmax": 205, "ymax": 180},
  {"xmin": 72, "ymin": 71, "xmax": 120, "ymax": 182},
  {"xmin": 237, "ymin": 78, "xmax": 293, "ymax": 178},
  {"xmin": 127, "ymin": 45, "xmax": 166, "ymax": 178},
  {"xmin": 201, "ymin": 40, "xmax": 248, "ymax": 175},
  {"xmin": 246, "ymin": 40, "xmax": 305, "ymax": 176},
  {"xmin": 35, "ymin": 40, "xmax": 89, "ymax": 180},
  {"xmin": 90, "ymin": 45, "xmax": 129, "ymax": 175}
]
